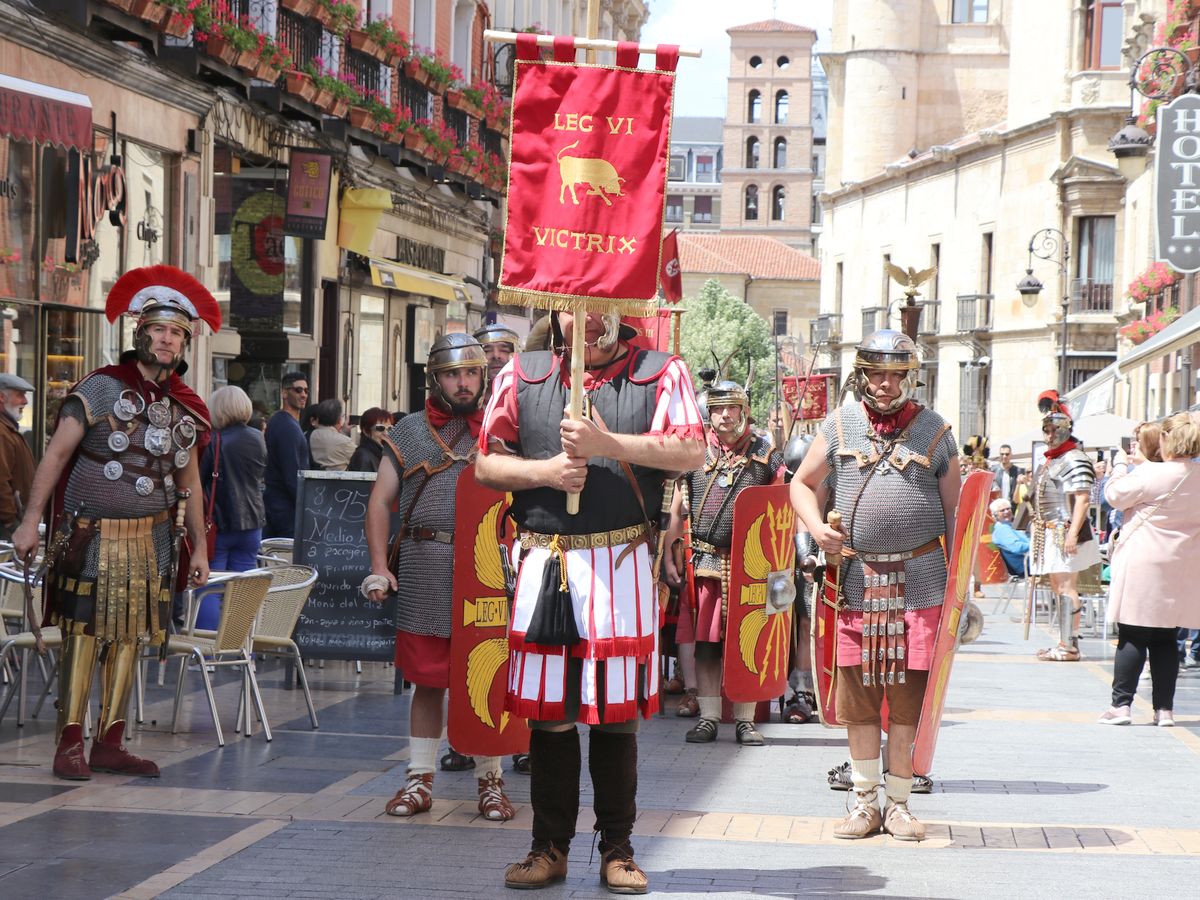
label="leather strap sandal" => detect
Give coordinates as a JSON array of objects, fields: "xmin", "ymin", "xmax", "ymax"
[
  {"xmin": 385, "ymin": 772, "xmax": 434, "ymax": 817},
  {"xmin": 477, "ymin": 772, "xmax": 515, "ymax": 822},
  {"xmin": 440, "ymin": 748, "xmax": 475, "ymax": 771}
]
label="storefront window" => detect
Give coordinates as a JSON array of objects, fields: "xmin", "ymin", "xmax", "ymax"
[
  {"xmin": 0, "ymin": 300, "xmax": 37, "ymax": 433},
  {"xmin": 39, "ymin": 144, "xmax": 85, "ymax": 307},
  {"xmin": 358, "ymin": 294, "xmax": 385, "ymax": 411},
  {"xmin": 0, "ymin": 139, "xmax": 35, "ymax": 302},
  {"xmin": 86, "ymin": 133, "xmax": 123, "ymax": 314}
]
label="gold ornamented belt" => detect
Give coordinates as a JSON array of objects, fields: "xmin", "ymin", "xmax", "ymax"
[
  {"xmin": 522, "ymin": 523, "xmax": 648, "ymax": 551},
  {"xmin": 689, "ymin": 538, "xmax": 729, "ymax": 558},
  {"xmin": 856, "ymin": 538, "xmax": 942, "ymax": 563},
  {"xmin": 76, "ymin": 510, "xmax": 170, "ymax": 530}
]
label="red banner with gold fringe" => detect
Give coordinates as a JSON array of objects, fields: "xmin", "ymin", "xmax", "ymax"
[{"xmin": 498, "ymin": 35, "xmax": 678, "ymax": 311}]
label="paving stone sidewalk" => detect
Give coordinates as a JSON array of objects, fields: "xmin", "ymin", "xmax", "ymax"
[{"xmin": 0, "ymin": 590, "xmax": 1197, "ymax": 899}]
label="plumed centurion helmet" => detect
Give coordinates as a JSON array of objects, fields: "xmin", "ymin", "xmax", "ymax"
[
  {"xmin": 426, "ymin": 332, "xmax": 488, "ymax": 412},
  {"xmin": 853, "ymin": 329, "xmax": 920, "ymax": 413},
  {"xmin": 1038, "ymin": 389, "xmax": 1073, "ymax": 449},
  {"xmin": 105, "ymin": 265, "xmax": 221, "ymax": 371}
]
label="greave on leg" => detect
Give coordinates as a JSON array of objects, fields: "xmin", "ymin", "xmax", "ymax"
[
  {"xmin": 1058, "ymin": 595, "xmax": 1077, "ymax": 646},
  {"xmin": 589, "ymin": 730, "xmax": 638, "ymax": 852},
  {"xmin": 530, "ymin": 728, "xmax": 581, "ymax": 853},
  {"xmin": 98, "ymin": 640, "xmax": 139, "ymax": 737},
  {"xmin": 56, "ymin": 632, "xmax": 99, "ymax": 743}
]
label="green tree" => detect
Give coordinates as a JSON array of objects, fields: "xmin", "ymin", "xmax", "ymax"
[{"xmin": 676, "ymin": 279, "xmax": 774, "ymax": 422}]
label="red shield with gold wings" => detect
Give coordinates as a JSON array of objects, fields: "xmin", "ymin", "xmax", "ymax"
[
  {"xmin": 721, "ymin": 484, "xmax": 798, "ymax": 702},
  {"xmin": 912, "ymin": 469, "xmax": 994, "ymax": 775},
  {"xmin": 448, "ymin": 466, "xmax": 530, "ymax": 756}
]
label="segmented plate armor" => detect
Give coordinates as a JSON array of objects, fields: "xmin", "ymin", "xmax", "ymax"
[
  {"xmin": 1033, "ymin": 448, "xmax": 1095, "ymax": 522},
  {"xmin": 821, "ymin": 403, "xmax": 957, "ymax": 611},
  {"xmin": 384, "ymin": 412, "xmax": 477, "ymax": 639},
  {"xmin": 60, "ymin": 375, "xmax": 196, "ymax": 577},
  {"xmin": 683, "ymin": 433, "xmax": 782, "ymax": 576}
]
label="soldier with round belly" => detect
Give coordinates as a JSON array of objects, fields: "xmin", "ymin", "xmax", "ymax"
[
  {"xmin": 12, "ymin": 266, "xmax": 218, "ymax": 780},
  {"xmin": 791, "ymin": 330, "xmax": 960, "ymax": 842}
]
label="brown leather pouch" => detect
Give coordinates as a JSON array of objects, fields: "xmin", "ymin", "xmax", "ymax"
[{"xmin": 62, "ymin": 520, "xmax": 98, "ymax": 573}]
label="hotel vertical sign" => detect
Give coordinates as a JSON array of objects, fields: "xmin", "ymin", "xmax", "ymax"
[{"xmin": 1157, "ymin": 93, "xmax": 1200, "ymax": 273}]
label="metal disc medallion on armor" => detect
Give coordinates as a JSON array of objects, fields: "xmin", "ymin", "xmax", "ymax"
[
  {"xmin": 104, "ymin": 461, "xmax": 123, "ymax": 481},
  {"xmin": 135, "ymin": 476, "xmax": 154, "ymax": 496},
  {"xmin": 113, "ymin": 397, "xmax": 137, "ymax": 422},
  {"xmin": 173, "ymin": 418, "xmax": 197, "ymax": 449},
  {"xmin": 147, "ymin": 399, "xmax": 171, "ymax": 428},
  {"xmin": 174, "ymin": 449, "xmax": 190, "ymax": 469},
  {"xmin": 108, "ymin": 431, "xmax": 130, "ymax": 452},
  {"xmin": 144, "ymin": 426, "xmax": 171, "ymax": 456},
  {"xmin": 718, "ymin": 473, "xmax": 730, "ymax": 488},
  {"xmin": 164, "ymin": 474, "xmax": 175, "ymax": 491}
]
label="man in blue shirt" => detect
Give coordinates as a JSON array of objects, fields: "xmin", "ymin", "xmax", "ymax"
[
  {"xmin": 990, "ymin": 497, "xmax": 1029, "ymax": 575},
  {"xmin": 263, "ymin": 371, "xmax": 311, "ymax": 538}
]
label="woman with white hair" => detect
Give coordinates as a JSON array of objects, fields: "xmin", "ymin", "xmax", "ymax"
[{"xmin": 201, "ymin": 385, "xmax": 267, "ymax": 572}]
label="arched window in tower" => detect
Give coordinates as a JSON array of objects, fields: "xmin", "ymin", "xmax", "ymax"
[
  {"xmin": 748, "ymin": 90, "xmax": 762, "ymax": 124},
  {"xmin": 771, "ymin": 186, "xmax": 786, "ymax": 221},
  {"xmin": 746, "ymin": 137, "xmax": 760, "ymax": 168},
  {"xmin": 773, "ymin": 137, "xmax": 787, "ymax": 168},
  {"xmin": 745, "ymin": 185, "xmax": 759, "ymax": 221},
  {"xmin": 774, "ymin": 90, "xmax": 789, "ymax": 124}
]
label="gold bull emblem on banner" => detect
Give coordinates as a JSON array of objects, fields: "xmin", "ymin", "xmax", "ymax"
[{"xmin": 557, "ymin": 140, "xmax": 626, "ymax": 206}]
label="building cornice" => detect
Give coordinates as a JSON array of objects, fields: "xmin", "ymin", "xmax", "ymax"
[
  {"xmin": 823, "ymin": 105, "xmax": 1128, "ymax": 203},
  {"xmin": 1, "ymin": 3, "xmax": 214, "ymax": 117}
]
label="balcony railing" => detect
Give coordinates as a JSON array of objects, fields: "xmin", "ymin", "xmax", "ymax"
[
  {"xmin": 861, "ymin": 306, "xmax": 886, "ymax": 336},
  {"xmin": 278, "ymin": 8, "xmax": 324, "ymax": 71},
  {"xmin": 916, "ymin": 299, "xmax": 940, "ymax": 335},
  {"xmin": 1070, "ymin": 279, "xmax": 1114, "ymax": 314},
  {"xmin": 956, "ymin": 293, "xmax": 993, "ymax": 333},
  {"xmin": 444, "ymin": 105, "xmax": 469, "ymax": 149},
  {"xmin": 665, "ymin": 209, "xmax": 684, "ymax": 224},
  {"xmin": 399, "ymin": 75, "xmax": 432, "ymax": 121},
  {"xmin": 343, "ymin": 47, "xmax": 382, "ymax": 98},
  {"xmin": 810, "ymin": 313, "xmax": 842, "ymax": 347}
]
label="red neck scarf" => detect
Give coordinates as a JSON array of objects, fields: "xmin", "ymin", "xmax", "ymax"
[
  {"xmin": 1044, "ymin": 437, "xmax": 1079, "ymax": 459},
  {"xmin": 863, "ymin": 400, "xmax": 920, "ymax": 436},
  {"xmin": 424, "ymin": 398, "xmax": 484, "ymax": 437}
]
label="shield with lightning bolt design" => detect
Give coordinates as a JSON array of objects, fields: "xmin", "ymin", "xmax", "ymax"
[
  {"xmin": 975, "ymin": 494, "xmax": 1008, "ymax": 584},
  {"xmin": 721, "ymin": 484, "xmax": 798, "ymax": 702},
  {"xmin": 448, "ymin": 466, "xmax": 530, "ymax": 756},
  {"xmin": 911, "ymin": 469, "xmax": 994, "ymax": 776}
]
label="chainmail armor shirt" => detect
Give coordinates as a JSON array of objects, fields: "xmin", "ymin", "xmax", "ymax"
[
  {"xmin": 59, "ymin": 374, "xmax": 191, "ymax": 577},
  {"xmin": 383, "ymin": 411, "xmax": 476, "ymax": 639},
  {"xmin": 1033, "ymin": 448, "xmax": 1095, "ymax": 522},
  {"xmin": 684, "ymin": 433, "xmax": 783, "ymax": 577},
  {"xmin": 821, "ymin": 402, "xmax": 957, "ymax": 612}
]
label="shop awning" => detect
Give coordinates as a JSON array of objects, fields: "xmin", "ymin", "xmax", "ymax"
[
  {"xmin": 1064, "ymin": 361, "xmax": 1120, "ymax": 418},
  {"xmin": 369, "ymin": 258, "xmax": 468, "ymax": 303},
  {"xmin": 1117, "ymin": 305, "xmax": 1200, "ymax": 375},
  {"xmin": 0, "ymin": 74, "xmax": 92, "ymax": 150}
]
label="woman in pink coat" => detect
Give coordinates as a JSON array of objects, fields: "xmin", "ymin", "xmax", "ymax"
[{"xmin": 1098, "ymin": 414, "xmax": 1200, "ymax": 727}]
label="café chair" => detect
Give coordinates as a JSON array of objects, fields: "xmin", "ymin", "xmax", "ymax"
[
  {"xmin": 249, "ymin": 565, "xmax": 320, "ymax": 729},
  {"xmin": 166, "ymin": 570, "xmax": 273, "ymax": 747},
  {"xmin": 0, "ymin": 562, "xmax": 69, "ymax": 729}
]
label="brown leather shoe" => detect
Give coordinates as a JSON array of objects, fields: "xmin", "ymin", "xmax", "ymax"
[
  {"xmin": 675, "ymin": 688, "xmax": 699, "ymax": 718},
  {"xmin": 53, "ymin": 724, "xmax": 91, "ymax": 781},
  {"xmin": 883, "ymin": 799, "xmax": 926, "ymax": 841},
  {"xmin": 504, "ymin": 846, "xmax": 567, "ymax": 889},
  {"xmin": 89, "ymin": 722, "xmax": 160, "ymax": 777},
  {"xmin": 832, "ymin": 790, "xmax": 882, "ymax": 839},
  {"xmin": 600, "ymin": 845, "xmax": 648, "ymax": 895}
]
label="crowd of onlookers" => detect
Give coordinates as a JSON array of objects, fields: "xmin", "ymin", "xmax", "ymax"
[{"xmin": 199, "ymin": 371, "xmax": 406, "ymax": 574}]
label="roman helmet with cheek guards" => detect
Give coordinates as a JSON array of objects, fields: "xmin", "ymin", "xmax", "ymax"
[
  {"xmin": 705, "ymin": 380, "xmax": 751, "ymax": 439},
  {"xmin": 104, "ymin": 265, "xmax": 222, "ymax": 372},
  {"xmin": 1038, "ymin": 389, "xmax": 1073, "ymax": 450},
  {"xmin": 426, "ymin": 333, "xmax": 488, "ymax": 413},
  {"xmin": 852, "ymin": 329, "xmax": 920, "ymax": 413}
]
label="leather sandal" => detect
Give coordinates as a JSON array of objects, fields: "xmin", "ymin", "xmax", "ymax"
[
  {"xmin": 662, "ymin": 674, "xmax": 685, "ymax": 695},
  {"xmin": 385, "ymin": 772, "xmax": 434, "ymax": 817},
  {"xmin": 504, "ymin": 845, "xmax": 567, "ymax": 889},
  {"xmin": 1036, "ymin": 643, "xmax": 1081, "ymax": 662},
  {"xmin": 477, "ymin": 772, "xmax": 515, "ymax": 822},
  {"xmin": 512, "ymin": 753, "xmax": 531, "ymax": 775},
  {"xmin": 735, "ymin": 720, "xmax": 765, "ymax": 746},
  {"xmin": 675, "ymin": 688, "xmax": 699, "ymax": 718},
  {"xmin": 600, "ymin": 843, "xmax": 648, "ymax": 895},
  {"xmin": 440, "ymin": 748, "xmax": 475, "ymax": 771}
]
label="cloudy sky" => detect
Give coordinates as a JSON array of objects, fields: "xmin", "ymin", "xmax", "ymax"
[{"xmin": 641, "ymin": 0, "xmax": 833, "ymax": 118}]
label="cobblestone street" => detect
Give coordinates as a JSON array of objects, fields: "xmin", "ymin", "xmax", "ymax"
[{"xmin": 1, "ymin": 586, "xmax": 1197, "ymax": 899}]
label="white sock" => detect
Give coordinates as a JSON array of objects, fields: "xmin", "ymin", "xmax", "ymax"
[
  {"xmin": 698, "ymin": 696, "xmax": 721, "ymax": 721},
  {"xmin": 850, "ymin": 757, "xmax": 882, "ymax": 795},
  {"xmin": 732, "ymin": 701, "xmax": 757, "ymax": 722},
  {"xmin": 408, "ymin": 737, "xmax": 439, "ymax": 776},
  {"xmin": 885, "ymin": 773, "xmax": 912, "ymax": 804},
  {"xmin": 474, "ymin": 755, "xmax": 503, "ymax": 779}
]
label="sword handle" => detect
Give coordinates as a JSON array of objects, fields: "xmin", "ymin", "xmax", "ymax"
[{"xmin": 826, "ymin": 510, "xmax": 843, "ymax": 567}]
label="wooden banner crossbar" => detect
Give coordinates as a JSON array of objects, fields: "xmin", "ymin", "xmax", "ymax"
[{"xmin": 483, "ymin": 29, "xmax": 702, "ymax": 58}]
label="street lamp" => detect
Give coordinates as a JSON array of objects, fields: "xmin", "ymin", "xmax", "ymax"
[{"xmin": 1016, "ymin": 227, "xmax": 1071, "ymax": 393}]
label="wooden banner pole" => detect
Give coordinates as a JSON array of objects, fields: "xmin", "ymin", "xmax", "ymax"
[{"xmin": 482, "ymin": 29, "xmax": 702, "ymax": 58}]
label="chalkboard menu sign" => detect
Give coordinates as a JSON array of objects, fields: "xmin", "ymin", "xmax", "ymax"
[{"xmin": 292, "ymin": 470, "xmax": 397, "ymax": 661}]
